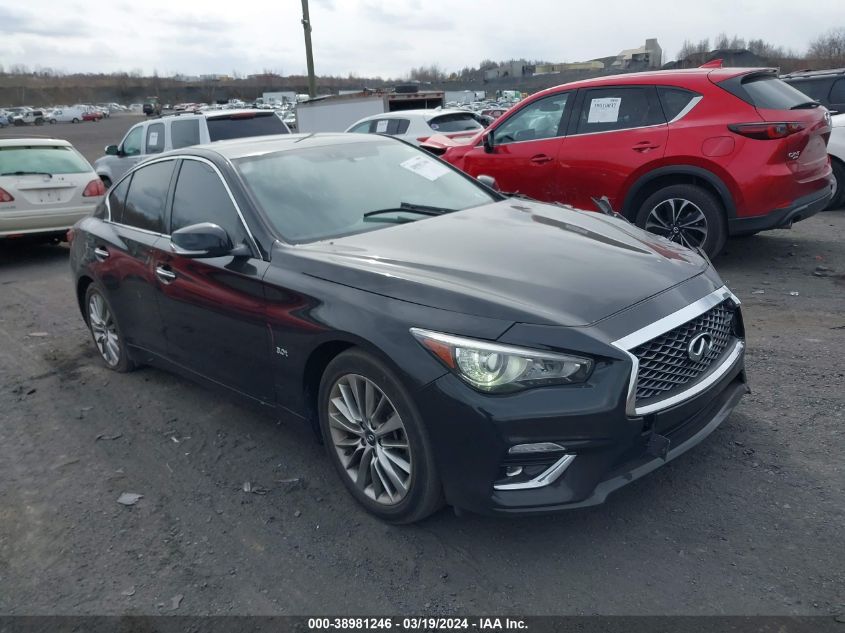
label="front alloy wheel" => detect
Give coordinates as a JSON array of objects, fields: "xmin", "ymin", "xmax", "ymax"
[
  {"xmin": 318, "ymin": 349, "xmax": 443, "ymax": 523},
  {"xmin": 328, "ymin": 374, "xmax": 412, "ymax": 505}
]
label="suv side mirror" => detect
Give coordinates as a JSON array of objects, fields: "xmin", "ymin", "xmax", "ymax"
[
  {"xmin": 483, "ymin": 130, "xmax": 494, "ymax": 153},
  {"xmin": 171, "ymin": 222, "xmax": 240, "ymax": 258},
  {"xmin": 105, "ymin": 144, "xmax": 119, "ymax": 156}
]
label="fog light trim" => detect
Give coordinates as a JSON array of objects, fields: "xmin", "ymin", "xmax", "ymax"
[
  {"xmin": 493, "ymin": 454, "xmax": 576, "ymax": 491},
  {"xmin": 508, "ymin": 442, "xmax": 566, "ymax": 455}
]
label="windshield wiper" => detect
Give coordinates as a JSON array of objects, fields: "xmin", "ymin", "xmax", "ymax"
[
  {"xmin": 790, "ymin": 100, "xmax": 821, "ymax": 109},
  {"xmin": 363, "ymin": 201, "xmax": 457, "ymax": 219},
  {"xmin": 1, "ymin": 171, "xmax": 53, "ymax": 177}
]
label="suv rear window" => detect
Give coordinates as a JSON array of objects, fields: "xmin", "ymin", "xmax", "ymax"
[
  {"xmin": 206, "ymin": 112, "xmax": 289, "ymax": 142},
  {"xmin": 721, "ymin": 74, "xmax": 813, "ymax": 109},
  {"xmin": 428, "ymin": 113, "xmax": 483, "ymax": 133},
  {"xmin": 0, "ymin": 146, "xmax": 91, "ymax": 175}
]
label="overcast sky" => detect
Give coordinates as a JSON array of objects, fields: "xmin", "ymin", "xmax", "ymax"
[{"xmin": 0, "ymin": 0, "xmax": 840, "ymax": 78}]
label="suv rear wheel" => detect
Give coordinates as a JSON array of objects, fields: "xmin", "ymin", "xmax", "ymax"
[
  {"xmin": 827, "ymin": 159, "xmax": 845, "ymax": 211},
  {"xmin": 635, "ymin": 184, "xmax": 727, "ymax": 258}
]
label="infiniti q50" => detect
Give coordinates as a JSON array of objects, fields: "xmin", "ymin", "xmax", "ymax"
[{"xmin": 69, "ymin": 134, "xmax": 747, "ymax": 523}]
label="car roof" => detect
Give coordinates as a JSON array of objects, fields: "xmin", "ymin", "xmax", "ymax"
[
  {"xmin": 354, "ymin": 108, "xmax": 475, "ymax": 123},
  {"xmin": 0, "ymin": 138, "xmax": 72, "ymax": 148},
  {"xmin": 528, "ymin": 67, "xmax": 775, "ymax": 99},
  {"xmin": 171, "ymin": 132, "xmax": 390, "ymax": 161}
]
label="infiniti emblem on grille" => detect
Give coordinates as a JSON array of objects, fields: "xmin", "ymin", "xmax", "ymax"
[{"xmin": 687, "ymin": 332, "xmax": 713, "ymax": 362}]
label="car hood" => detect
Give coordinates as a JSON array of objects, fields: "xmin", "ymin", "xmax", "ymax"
[{"xmin": 288, "ymin": 200, "xmax": 711, "ymax": 327}]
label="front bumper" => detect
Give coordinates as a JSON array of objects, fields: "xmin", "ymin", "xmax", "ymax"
[
  {"xmin": 416, "ymin": 313, "xmax": 748, "ymax": 516},
  {"xmin": 728, "ymin": 178, "xmax": 834, "ymax": 235}
]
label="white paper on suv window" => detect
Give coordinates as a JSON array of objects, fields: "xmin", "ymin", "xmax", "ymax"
[
  {"xmin": 587, "ymin": 97, "xmax": 622, "ymax": 123},
  {"xmin": 375, "ymin": 120, "xmax": 388, "ymax": 133},
  {"xmin": 148, "ymin": 132, "xmax": 159, "ymax": 145},
  {"xmin": 400, "ymin": 155, "xmax": 451, "ymax": 181}
]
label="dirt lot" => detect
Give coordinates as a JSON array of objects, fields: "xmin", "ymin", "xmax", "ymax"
[{"xmin": 0, "ymin": 120, "xmax": 843, "ymax": 616}]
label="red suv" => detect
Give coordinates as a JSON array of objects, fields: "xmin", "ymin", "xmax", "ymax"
[{"xmin": 425, "ymin": 67, "xmax": 834, "ymax": 257}]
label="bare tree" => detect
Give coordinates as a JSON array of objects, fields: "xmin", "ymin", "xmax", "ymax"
[{"xmin": 808, "ymin": 28, "xmax": 845, "ymax": 66}]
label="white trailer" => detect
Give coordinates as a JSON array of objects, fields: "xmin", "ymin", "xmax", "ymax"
[{"xmin": 296, "ymin": 91, "xmax": 445, "ymax": 133}]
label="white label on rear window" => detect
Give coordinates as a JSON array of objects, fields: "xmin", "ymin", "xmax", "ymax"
[
  {"xmin": 375, "ymin": 120, "xmax": 388, "ymax": 133},
  {"xmin": 587, "ymin": 97, "xmax": 621, "ymax": 123},
  {"xmin": 400, "ymin": 155, "xmax": 450, "ymax": 181},
  {"xmin": 148, "ymin": 132, "xmax": 159, "ymax": 146}
]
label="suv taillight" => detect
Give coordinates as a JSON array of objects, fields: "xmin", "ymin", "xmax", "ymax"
[
  {"xmin": 728, "ymin": 122, "xmax": 805, "ymax": 140},
  {"xmin": 82, "ymin": 179, "xmax": 106, "ymax": 197},
  {"xmin": 0, "ymin": 187, "xmax": 14, "ymax": 202}
]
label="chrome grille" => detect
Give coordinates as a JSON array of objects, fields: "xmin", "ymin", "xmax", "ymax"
[{"xmin": 632, "ymin": 301, "xmax": 735, "ymax": 403}]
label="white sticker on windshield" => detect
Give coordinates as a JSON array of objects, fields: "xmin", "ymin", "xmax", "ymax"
[
  {"xmin": 400, "ymin": 155, "xmax": 451, "ymax": 181},
  {"xmin": 375, "ymin": 120, "xmax": 388, "ymax": 133},
  {"xmin": 148, "ymin": 132, "xmax": 159, "ymax": 146},
  {"xmin": 587, "ymin": 97, "xmax": 621, "ymax": 123}
]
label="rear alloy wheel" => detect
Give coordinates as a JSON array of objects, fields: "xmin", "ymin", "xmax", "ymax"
[
  {"xmin": 72, "ymin": 118, "xmax": 79, "ymax": 123},
  {"xmin": 826, "ymin": 159, "xmax": 845, "ymax": 211},
  {"xmin": 636, "ymin": 184, "xmax": 727, "ymax": 258},
  {"xmin": 318, "ymin": 350, "xmax": 443, "ymax": 523},
  {"xmin": 84, "ymin": 285, "xmax": 135, "ymax": 372}
]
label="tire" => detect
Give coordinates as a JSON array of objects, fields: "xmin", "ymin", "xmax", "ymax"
[
  {"xmin": 72, "ymin": 118, "xmax": 79, "ymax": 123},
  {"xmin": 100, "ymin": 176, "xmax": 112, "ymax": 190},
  {"xmin": 84, "ymin": 284, "xmax": 136, "ymax": 373},
  {"xmin": 635, "ymin": 184, "xmax": 727, "ymax": 258},
  {"xmin": 49, "ymin": 119, "xmax": 56, "ymax": 124},
  {"xmin": 827, "ymin": 159, "xmax": 845, "ymax": 211},
  {"xmin": 318, "ymin": 349, "xmax": 443, "ymax": 524},
  {"xmin": 34, "ymin": 118, "xmax": 43, "ymax": 126}
]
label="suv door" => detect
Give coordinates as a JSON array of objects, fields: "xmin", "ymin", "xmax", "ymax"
[
  {"xmin": 559, "ymin": 86, "xmax": 668, "ymax": 211},
  {"xmin": 154, "ymin": 158, "xmax": 273, "ymax": 403},
  {"xmin": 459, "ymin": 92, "xmax": 572, "ymax": 199},
  {"xmin": 94, "ymin": 159, "xmax": 176, "ymax": 359}
]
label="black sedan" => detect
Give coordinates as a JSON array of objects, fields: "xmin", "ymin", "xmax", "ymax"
[{"xmin": 68, "ymin": 134, "xmax": 748, "ymax": 523}]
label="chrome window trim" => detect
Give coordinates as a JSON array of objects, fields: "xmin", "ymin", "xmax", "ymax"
[
  {"xmin": 104, "ymin": 154, "xmax": 260, "ymax": 257},
  {"xmin": 668, "ymin": 95, "xmax": 704, "ymax": 123},
  {"xmin": 612, "ymin": 285, "xmax": 742, "ymax": 417},
  {"xmin": 493, "ymin": 454, "xmax": 576, "ymax": 491},
  {"xmin": 568, "ymin": 122, "xmax": 667, "ymax": 138}
]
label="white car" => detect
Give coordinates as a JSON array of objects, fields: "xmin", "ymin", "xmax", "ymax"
[
  {"xmin": 827, "ymin": 113, "xmax": 845, "ymax": 210},
  {"xmin": 0, "ymin": 138, "xmax": 105, "ymax": 241},
  {"xmin": 345, "ymin": 109, "xmax": 484, "ymax": 146}
]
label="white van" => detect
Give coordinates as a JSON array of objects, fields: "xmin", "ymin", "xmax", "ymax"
[{"xmin": 48, "ymin": 108, "xmax": 85, "ymax": 124}]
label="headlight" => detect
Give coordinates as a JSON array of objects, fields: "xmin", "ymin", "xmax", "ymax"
[{"xmin": 410, "ymin": 328, "xmax": 593, "ymax": 393}]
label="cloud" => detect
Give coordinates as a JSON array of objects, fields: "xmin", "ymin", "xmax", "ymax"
[{"xmin": 0, "ymin": 6, "xmax": 91, "ymax": 38}]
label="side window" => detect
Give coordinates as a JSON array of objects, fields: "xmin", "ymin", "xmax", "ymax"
[
  {"xmin": 107, "ymin": 175, "xmax": 131, "ymax": 224},
  {"xmin": 122, "ymin": 161, "xmax": 175, "ymax": 233},
  {"xmin": 576, "ymin": 87, "xmax": 664, "ymax": 134},
  {"xmin": 494, "ymin": 93, "xmax": 569, "ymax": 144},
  {"xmin": 122, "ymin": 126, "xmax": 143, "ymax": 156},
  {"xmin": 145, "ymin": 122, "xmax": 165, "ymax": 154},
  {"xmin": 171, "ymin": 160, "xmax": 248, "ymax": 246},
  {"xmin": 657, "ymin": 87, "xmax": 701, "ymax": 121},
  {"xmin": 171, "ymin": 119, "xmax": 200, "ymax": 149},
  {"xmin": 788, "ymin": 79, "xmax": 830, "ymax": 103},
  {"xmin": 829, "ymin": 78, "xmax": 845, "ymax": 106},
  {"xmin": 348, "ymin": 121, "xmax": 373, "ymax": 133}
]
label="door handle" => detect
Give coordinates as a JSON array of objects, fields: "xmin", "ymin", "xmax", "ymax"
[
  {"xmin": 632, "ymin": 141, "xmax": 661, "ymax": 152},
  {"xmin": 155, "ymin": 265, "xmax": 176, "ymax": 284},
  {"xmin": 530, "ymin": 154, "xmax": 554, "ymax": 164},
  {"xmin": 93, "ymin": 246, "xmax": 109, "ymax": 261}
]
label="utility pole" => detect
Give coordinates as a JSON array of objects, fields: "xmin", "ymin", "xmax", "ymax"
[{"xmin": 301, "ymin": 0, "xmax": 316, "ymax": 98}]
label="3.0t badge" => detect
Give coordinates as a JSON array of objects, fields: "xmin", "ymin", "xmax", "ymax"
[{"xmin": 687, "ymin": 332, "xmax": 713, "ymax": 362}]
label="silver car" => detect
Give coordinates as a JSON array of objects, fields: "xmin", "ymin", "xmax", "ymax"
[{"xmin": 0, "ymin": 138, "xmax": 105, "ymax": 240}]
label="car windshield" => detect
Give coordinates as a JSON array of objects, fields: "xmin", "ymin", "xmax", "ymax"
[
  {"xmin": 0, "ymin": 146, "xmax": 91, "ymax": 175},
  {"xmin": 235, "ymin": 139, "xmax": 495, "ymax": 243}
]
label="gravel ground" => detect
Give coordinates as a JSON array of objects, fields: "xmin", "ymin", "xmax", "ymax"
[{"xmin": 0, "ymin": 120, "xmax": 843, "ymax": 616}]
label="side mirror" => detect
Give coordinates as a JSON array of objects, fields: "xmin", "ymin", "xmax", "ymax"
[
  {"xmin": 476, "ymin": 174, "xmax": 500, "ymax": 191},
  {"xmin": 483, "ymin": 130, "xmax": 495, "ymax": 153},
  {"xmin": 105, "ymin": 144, "xmax": 119, "ymax": 156},
  {"xmin": 171, "ymin": 222, "xmax": 238, "ymax": 258}
]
